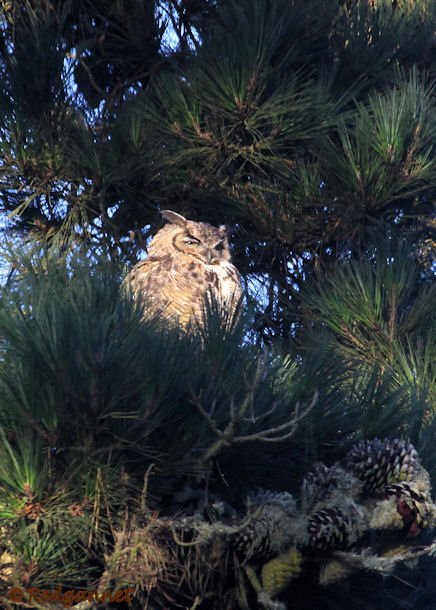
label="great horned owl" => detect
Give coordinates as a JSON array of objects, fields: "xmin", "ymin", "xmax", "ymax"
[{"xmin": 126, "ymin": 210, "xmax": 243, "ymax": 329}]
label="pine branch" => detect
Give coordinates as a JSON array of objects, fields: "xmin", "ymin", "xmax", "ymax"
[
  {"xmin": 192, "ymin": 390, "xmax": 318, "ymax": 465},
  {"xmin": 332, "ymin": 541, "xmax": 436, "ymax": 575}
]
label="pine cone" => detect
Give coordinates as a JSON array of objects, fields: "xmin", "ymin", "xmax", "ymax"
[
  {"xmin": 302, "ymin": 464, "xmax": 362, "ymax": 512},
  {"xmin": 233, "ymin": 491, "xmax": 297, "ymax": 560},
  {"xmin": 346, "ymin": 438, "xmax": 422, "ymax": 494},
  {"xmin": 307, "ymin": 503, "xmax": 364, "ymax": 551},
  {"xmin": 383, "ymin": 481, "xmax": 436, "ymax": 536},
  {"xmin": 260, "ymin": 547, "xmax": 302, "ymax": 598},
  {"xmin": 302, "ymin": 464, "xmax": 338, "ymax": 510}
]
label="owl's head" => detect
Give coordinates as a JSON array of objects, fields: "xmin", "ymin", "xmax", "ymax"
[{"xmin": 148, "ymin": 210, "xmax": 232, "ymax": 264}]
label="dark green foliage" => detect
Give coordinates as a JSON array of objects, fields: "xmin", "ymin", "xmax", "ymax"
[
  {"xmin": 0, "ymin": 245, "xmax": 432, "ymax": 609},
  {"xmin": 0, "ymin": 1, "xmax": 434, "ymax": 301},
  {"xmin": 300, "ymin": 235, "xmax": 435, "ymax": 474},
  {"xmin": 0, "ymin": 250, "xmax": 335, "ymax": 502},
  {"xmin": 0, "ymin": 1, "xmax": 434, "ymax": 608}
]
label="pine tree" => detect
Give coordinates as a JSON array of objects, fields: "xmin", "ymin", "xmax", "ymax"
[{"xmin": 0, "ymin": 1, "xmax": 434, "ymax": 609}]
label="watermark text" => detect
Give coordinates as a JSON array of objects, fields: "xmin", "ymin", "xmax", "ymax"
[{"xmin": 7, "ymin": 586, "xmax": 135, "ymax": 607}]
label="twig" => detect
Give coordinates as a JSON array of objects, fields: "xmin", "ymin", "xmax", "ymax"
[
  {"xmin": 168, "ymin": 524, "xmax": 208, "ymax": 547},
  {"xmin": 192, "ymin": 390, "xmax": 318, "ymax": 465},
  {"xmin": 141, "ymin": 463, "xmax": 155, "ymax": 513},
  {"xmin": 188, "ymin": 597, "xmax": 202, "ymax": 610},
  {"xmin": 333, "ymin": 540, "xmax": 436, "ymax": 574}
]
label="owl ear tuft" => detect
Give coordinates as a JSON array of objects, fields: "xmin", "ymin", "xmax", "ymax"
[
  {"xmin": 219, "ymin": 224, "xmax": 232, "ymax": 237},
  {"xmin": 161, "ymin": 210, "xmax": 187, "ymax": 226}
]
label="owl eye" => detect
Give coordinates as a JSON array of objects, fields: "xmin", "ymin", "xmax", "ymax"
[
  {"xmin": 214, "ymin": 242, "xmax": 225, "ymax": 252},
  {"xmin": 184, "ymin": 236, "xmax": 200, "ymax": 246}
]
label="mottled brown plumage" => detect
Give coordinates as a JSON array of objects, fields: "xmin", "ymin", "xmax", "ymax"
[{"xmin": 126, "ymin": 211, "xmax": 243, "ymax": 329}]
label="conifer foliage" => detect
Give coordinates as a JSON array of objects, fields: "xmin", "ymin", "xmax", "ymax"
[{"xmin": 0, "ymin": 1, "xmax": 435, "ymax": 609}]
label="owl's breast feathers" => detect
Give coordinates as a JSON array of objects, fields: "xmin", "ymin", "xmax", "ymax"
[
  {"xmin": 126, "ymin": 255, "xmax": 242, "ymax": 328},
  {"xmin": 206, "ymin": 260, "xmax": 243, "ymax": 305}
]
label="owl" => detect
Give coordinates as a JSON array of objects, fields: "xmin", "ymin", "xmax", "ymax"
[{"xmin": 126, "ymin": 210, "xmax": 243, "ymax": 330}]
